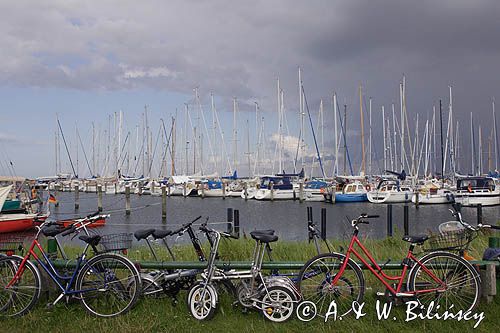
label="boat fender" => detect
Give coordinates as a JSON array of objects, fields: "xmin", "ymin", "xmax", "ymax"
[{"xmin": 365, "ymin": 184, "xmax": 371, "ymax": 191}]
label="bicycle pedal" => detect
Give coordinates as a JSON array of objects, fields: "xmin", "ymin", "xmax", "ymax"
[{"xmin": 45, "ymin": 303, "xmax": 55, "ymax": 310}]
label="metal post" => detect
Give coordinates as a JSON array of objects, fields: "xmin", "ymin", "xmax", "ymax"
[
  {"xmin": 387, "ymin": 204, "xmax": 393, "ymax": 237},
  {"xmin": 114, "ymin": 182, "xmax": 117, "ymax": 194},
  {"xmin": 74, "ymin": 184, "xmax": 79, "ymax": 210},
  {"xmin": 403, "ymin": 204, "xmax": 409, "ymax": 236},
  {"xmin": 299, "ymin": 181, "xmax": 304, "ymax": 203},
  {"xmin": 227, "ymin": 208, "xmax": 233, "ymax": 233},
  {"xmin": 125, "ymin": 185, "xmax": 131, "ymax": 215},
  {"xmin": 321, "ymin": 208, "xmax": 327, "ymax": 241},
  {"xmin": 161, "ymin": 185, "xmax": 167, "ymax": 221},
  {"xmin": 270, "ymin": 181, "xmax": 274, "ymax": 201},
  {"xmin": 234, "ymin": 209, "xmax": 240, "ymax": 238},
  {"xmin": 477, "ymin": 204, "xmax": 483, "ymax": 225},
  {"xmin": 104, "ymin": 182, "xmax": 108, "ymax": 193},
  {"xmin": 97, "ymin": 184, "xmax": 103, "ymax": 212}
]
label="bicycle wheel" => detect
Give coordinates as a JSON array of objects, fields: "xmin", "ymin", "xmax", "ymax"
[
  {"xmin": 408, "ymin": 251, "xmax": 481, "ymax": 313},
  {"xmin": 0, "ymin": 256, "xmax": 41, "ymax": 317},
  {"xmin": 297, "ymin": 253, "xmax": 365, "ymax": 317},
  {"xmin": 261, "ymin": 285, "xmax": 296, "ymax": 322},
  {"xmin": 76, "ymin": 253, "xmax": 141, "ymax": 317},
  {"xmin": 187, "ymin": 282, "xmax": 218, "ymax": 320}
]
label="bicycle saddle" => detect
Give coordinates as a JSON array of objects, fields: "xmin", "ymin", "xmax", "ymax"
[
  {"xmin": 42, "ymin": 225, "xmax": 63, "ymax": 237},
  {"xmin": 251, "ymin": 232, "xmax": 278, "ymax": 243},
  {"xmin": 250, "ymin": 229, "xmax": 275, "ymax": 237},
  {"xmin": 134, "ymin": 229, "xmax": 156, "ymax": 241},
  {"xmin": 402, "ymin": 235, "xmax": 429, "ymax": 245},
  {"xmin": 152, "ymin": 229, "xmax": 172, "ymax": 239},
  {"xmin": 79, "ymin": 235, "xmax": 102, "ymax": 247}
]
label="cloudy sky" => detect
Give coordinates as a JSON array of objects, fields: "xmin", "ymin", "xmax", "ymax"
[{"xmin": 0, "ymin": 0, "xmax": 499, "ymax": 177}]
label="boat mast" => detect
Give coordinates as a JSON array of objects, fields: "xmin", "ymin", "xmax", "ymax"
[
  {"xmin": 439, "ymin": 100, "xmax": 444, "ymax": 184},
  {"xmin": 343, "ymin": 105, "xmax": 347, "ymax": 176},
  {"xmin": 382, "ymin": 105, "xmax": 387, "ymax": 172},
  {"xmin": 299, "ymin": 67, "xmax": 305, "ymax": 174},
  {"xmin": 232, "ymin": 97, "xmax": 238, "ymax": 175},
  {"xmin": 400, "ymin": 81, "xmax": 405, "ymax": 171},
  {"xmin": 171, "ymin": 116, "xmax": 176, "ymax": 176},
  {"xmin": 359, "ymin": 84, "xmax": 366, "ymax": 175},
  {"xmin": 392, "ymin": 103, "xmax": 397, "ymax": 171},
  {"xmin": 246, "ymin": 119, "xmax": 251, "ymax": 178},
  {"xmin": 478, "ymin": 126, "xmax": 483, "ymax": 175},
  {"xmin": 493, "ymin": 98, "xmax": 499, "ymax": 171},
  {"xmin": 470, "ymin": 112, "xmax": 476, "ymax": 175},
  {"xmin": 333, "ymin": 92, "xmax": 339, "ymax": 176},
  {"xmin": 184, "ymin": 103, "xmax": 189, "ymax": 175},
  {"xmin": 368, "ymin": 97, "xmax": 372, "ymax": 176}
]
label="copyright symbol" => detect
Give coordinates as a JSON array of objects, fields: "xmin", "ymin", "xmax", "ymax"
[{"xmin": 296, "ymin": 301, "xmax": 317, "ymax": 322}]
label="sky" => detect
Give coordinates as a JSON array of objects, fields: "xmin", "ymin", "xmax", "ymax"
[{"xmin": 0, "ymin": 0, "xmax": 499, "ymax": 178}]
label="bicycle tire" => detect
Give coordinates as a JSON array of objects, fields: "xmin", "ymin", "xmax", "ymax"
[
  {"xmin": 75, "ymin": 253, "xmax": 141, "ymax": 317},
  {"xmin": 260, "ymin": 285, "xmax": 296, "ymax": 322},
  {"xmin": 408, "ymin": 251, "xmax": 481, "ymax": 313},
  {"xmin": 297, "ymin": 253, "xmax": 365, "ymax": 317},
  {"xmin": 0, "ymin": 256, "xmax": 41, "ymax": 317},
  {"xmin": 187, "ymin": 282, "xmax": 218, "ymax": 320}
]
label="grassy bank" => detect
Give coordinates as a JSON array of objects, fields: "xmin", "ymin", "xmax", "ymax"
[{"xmin": 1, "ymin": 233, "xmax": 498, "ymax": 332}]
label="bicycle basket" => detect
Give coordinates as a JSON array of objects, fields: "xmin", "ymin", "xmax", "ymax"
[
  {"xmin": 424, "ymin": 228, "xmax": 474, "ymax": 252},
  {"xmin": 0, "ymin": 234, "xmax": 28, "ymax": 253},
  {"xmin": 98, "ymin": 233, "xmax": 133, "ymax": 253}
]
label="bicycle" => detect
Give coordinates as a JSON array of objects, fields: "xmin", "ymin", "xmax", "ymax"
[
  {"xmin": 297, "ymin": 213, "xmax": 483, "ymax": 317},
  {"xmin": 187, "ymin": 222, "xmax": 300, "ymax": 322},
  {"xmin": 133, "ymin": 216, "xmax": 235, "ymax": 302},
  {"xmin": 0, "ymin": 213, "xmax": 142, "ymax": 317}
]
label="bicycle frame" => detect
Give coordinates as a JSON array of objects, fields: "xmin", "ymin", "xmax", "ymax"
[
  {"xmin": 7, "ymin": 238, "xmax": 92, "ymax": 296},
  {"xmin": 334, "ymin": 229, "xmax": 447, "ymax": 296}
]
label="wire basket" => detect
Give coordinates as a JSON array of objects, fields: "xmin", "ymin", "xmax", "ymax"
[
  {"xmin": 424, "ymin": 228, "xmax": 474, "ymax": 252},
  {"xmin": 98, "ymin": 233, "xmax": 133, "ymax": 253},
  {"xmin": 0, "ymin": 234, "xmax": 28, "ymax": 253}
]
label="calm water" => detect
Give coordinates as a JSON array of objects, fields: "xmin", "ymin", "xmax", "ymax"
[{"xmin": 47, "ymin": 191, "xmax": 500, "ymax": 243}]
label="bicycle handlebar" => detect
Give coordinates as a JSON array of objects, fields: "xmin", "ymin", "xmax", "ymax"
[{"xmin": 171, "ymin": 215, "xmax": 202, "ymax": 235}]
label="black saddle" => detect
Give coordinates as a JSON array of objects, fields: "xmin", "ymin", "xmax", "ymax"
[
  {"xmin": 251, "ymin": 232, "xmax": 278, "ymax": 243},
  {"xmin": 402, "ymin": 235, "xmax": 429, "ymax": 244},
  {"xmin": 152, "ymin": 229, "xmax": 172, "ymax": 239},
  {"xmin": 42, "ymin": 225, "xmax": 62, "ymax": 237},
  {"xmin": 79, "ymin": 235, "xmax": 102, "ymax": 247},
  {"xmin": 134, "ymin": 229, "xmax": 156, "ymax": 241},
  {"xmin": 250, "ymin": 229, "xmax": 275, "ymax": 237}
]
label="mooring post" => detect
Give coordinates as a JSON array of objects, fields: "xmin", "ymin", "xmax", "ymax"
[
  {"xmin": 74, "ymin": 184, "xmax": 79, "ymax": 210},
  {"xmin": 243, "ymin": 182, "xmax": 248, "ymax": 201},
  {"xmin": 125, "ymin": 185, "xmax": 131, "ymax": 215},
  {"xmin": 114, "ymin": 182, "xmax": 118, "ymax": 194},
  {"xmin": 477, "ymin": 204, "xmax": 483, "ymax": 226},
  {"xmin": 387, "ymin": 204, "xmax": 393, "ymax": 237},
  {"xmin": 321, "ymin": 208, "xmax": 327, "ymax": 241},
  {"xmin": 97, "ymin": 184, "xmax": 103, "ymax": 212},
  {"xmin": 138, "ymin": 182, "xmax": 143, "ymax": 195},
  {"xmin": 270, "ymin": 181, "xmax": 274, "ymax": 201},
  {"xmin": 222, "ymin": 181, "xmax": 226, "ymax": 200},
  {"xmin": 201, "ymin": 183, "xmax": 205, "ymax": 198},
  {"xmin": 227, "ymin": 208, "xmax": 233, "ymax": 234},
  {"xmin": 480, "ymin": 263, "xmax": 497, "ymax": 303},
  {"xmin": 150, "ymin": 181, "xmax": 155, "ymax": 194},
  {"xmin": 403, "ymin": 204, "xmax": 409, "ymax": 236},
  {"xmin": 414, "ymin": 190, "xmax": 419, "ymax": 208},
  {"xmin": 167, "ymin": 183, "xmax": 171, "ymax": 196},
  {"xmin": 234, "ymin": 209, "xmax": 240, "ymax": 238},
  {"xmin": 161, "ymin": 185, "xmax": 167, "ymax": 221},
  {"xmin": 299, "ymin": 181, "xmax": 304, "ymax": 203}
]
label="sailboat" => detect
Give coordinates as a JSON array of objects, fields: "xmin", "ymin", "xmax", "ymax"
[{"xmin": 367, "ymin": 171, "xmax": 413, "ymax": 203}]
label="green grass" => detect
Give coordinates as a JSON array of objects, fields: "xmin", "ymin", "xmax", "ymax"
[{"xmin": 1, "ymin": 233, "xmax": 498, "ymax": 332}]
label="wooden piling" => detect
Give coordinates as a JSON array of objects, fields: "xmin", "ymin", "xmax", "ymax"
[
  {"xmin": 201, "ymin": 183, "xmax": 205, "ymax": 198},
  {"xmin": 270, "ymin": 182, "xmax": 274, "ymax": 201},
  {"xmin": 125, "ymin": 185, "xmax": 131, "ymax": 215},
  {"xmin": 299, "ymin": 181, "xmax": 304, "ymax": 203},
  {"xmin": 97, "ymin": 184, "xmax": 103, "ymax": 212},
  {"xmin": 222, "ymin": 181, "xmax": 226, "ymax": 200},
  {"xmin": 161, "ymin": 185, "xmax": 167, "ymax": 221},
  {"xmin": 74, "ymin": 184, "xmax": 79, "ymax": 210},
  {"xmin": 243, "ymin": 182, "xmax": 248, "ymax": 200},
  {"xmin": 480, "ymin": 263, "xmax": 497, "ymax": 303}
]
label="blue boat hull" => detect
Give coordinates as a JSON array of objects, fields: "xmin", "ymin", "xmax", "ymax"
[{"xmin": 335, "ymin": 193, "xmax": 368, "ymax": 202}]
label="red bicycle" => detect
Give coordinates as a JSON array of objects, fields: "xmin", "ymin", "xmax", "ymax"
[{"xmin": 297, "ymin": 213, "xmax": 482, "ymax": 316}]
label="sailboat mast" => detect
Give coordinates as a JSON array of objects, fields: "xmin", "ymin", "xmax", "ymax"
[
  {"xmin": 392, "ymin": 103, "xmax": 397, "ymax": 171},
  {"xmin": 359, "ymin": 84, "xmax": 366, "ymax": 175},
  {"xmin": 400, "ymin": 81, "xmax": 405, "ymax": 171},
  {"xmin": 368, "ymin": 97, "xmax": 372, "ymax": 176},
  {"xmin": 382, "ymin": 105, "xmax": 387, "ymax": 172},
  {"xmin": 299, "ymin": 68, "xmax": 305, "ymax": 172},
  {"xmin": 439, "ymin": 100, "xmax": 444, "ymax": 183},
  {"xmin": 470, "ymin": 112, "xmax": 475, "ymax": 175},
  {"xmin": 333, "ymin": 92, "xmax": 338, "ymax": 176},
  {"xmin": 233, "ymin": 97, "xmax": 238, "ymax": 174},
  {"xmin": 343, "ymin": 105, "xmax": 347, "ymax": 176},
  {"xmin": 493, "ymin": 99, "xmax": 499, "ymax": 171}
]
